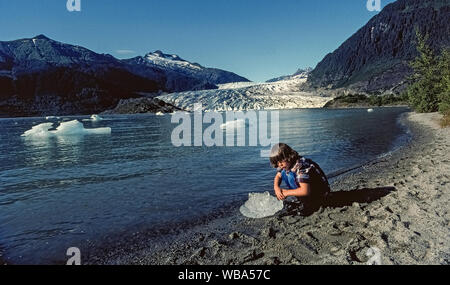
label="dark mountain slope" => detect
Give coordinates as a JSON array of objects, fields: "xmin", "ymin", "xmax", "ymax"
[
  {"xmin": 0, "ymin": 35, "xmax": 165, "ymax": 116},
  {"xmin": 308, "ymin": 0, "xmax": 450, "ymax": 94}
]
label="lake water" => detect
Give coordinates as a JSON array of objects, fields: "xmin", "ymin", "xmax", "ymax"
[{"xmin": 0, "ymin": 107, "xmax": 410, "ymax": 264}]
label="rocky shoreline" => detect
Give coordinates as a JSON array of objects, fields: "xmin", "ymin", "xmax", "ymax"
[
  {"xmin": 83, "ymin": 111, "xmax": 449, "ymax": 265},
  {"xmin": 101, "ymin": 97, "xmax": 182, "ymax": 114}
]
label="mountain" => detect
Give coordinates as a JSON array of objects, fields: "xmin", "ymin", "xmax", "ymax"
[
  {"xmin": 0, "ymin": 34, "xmax": 167, "ymax": 116},
  {"xmin": 307, "ymin": 0, "xmax": 450, "ymax": 94},
  {"xmin": 0, "ymin": 35, "xmax": 248, "ymax": 117},
  {"xmin": 266, "ymin": 67, "xmax": 312, "ymax": 83},
  {"xmin": 123, "ymin": 50, "xmax": 250, "ymax": 89}
]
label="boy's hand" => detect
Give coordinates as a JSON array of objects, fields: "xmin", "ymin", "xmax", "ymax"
[
  {"xmin": 274, "ymin": 186, "xmax": 285, "ymax": 201},
  {"xmin": 273, "ymin": 172, "xmax": 285, "ymax": 200}
]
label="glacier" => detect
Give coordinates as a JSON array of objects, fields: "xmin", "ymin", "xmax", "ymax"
[{"xmin": 157, "ymin": 71, "xmax": 332, "ymax": 112}]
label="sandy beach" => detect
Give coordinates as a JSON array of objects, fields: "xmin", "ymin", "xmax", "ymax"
[{"xmin": 85, "ymin": 112, "xmax": 449, "ymax": 265}]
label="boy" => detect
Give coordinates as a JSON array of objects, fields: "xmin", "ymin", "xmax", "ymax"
[{"xmin": 270, "ymin": 143, "xmax": 330, "ymax": 215}]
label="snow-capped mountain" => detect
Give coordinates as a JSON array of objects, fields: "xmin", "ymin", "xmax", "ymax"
[
  {"xmin": 157, "ymin": 72, "xmax": 332, "ymax": 111},
  {"xmin": 124, "ymin": 50, "xmax": 250, "ymax": 86},
  {"xmin": 144, "ymin": 50, "xmax": 203, "ymax": 71},
  {"xmin": 0, "ymin": 35, "xmax": 165, "ymax": 116},
  {"xmin": 265, "ymin": 67, "xmax": 313, "ymax": 83},
  {"xmin": 0, "ymin": 35, "xmax": 250, "ymax": 116}
]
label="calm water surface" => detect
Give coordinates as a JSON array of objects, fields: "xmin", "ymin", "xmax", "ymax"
[{"xmin": 0, "ymin": 107, "xmax": 410, "ymax": 263}]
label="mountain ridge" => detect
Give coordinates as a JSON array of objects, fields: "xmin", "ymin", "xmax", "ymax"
[
  {"xmin": 124, "ymin": 49, "xmax": 250, "ymax": 86},
  {"xmin": 266, "ymin": 67, "xmax": 313, "ymax": 83},
  {"xmin": 0, "ymin": 35, "xmax": 249, "ymax": 117},
  {"xmin": 307, "ymin": 0, "xmax": 450, "ymax": 94}
]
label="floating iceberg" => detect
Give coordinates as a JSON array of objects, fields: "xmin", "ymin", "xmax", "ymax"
[
  {"xmin": 239, "ymin": 192, "xmax": 284, "ymax": 219},
  {"xmin": 156, "ymin": 111, "xmax": 164, "ymax": 116},
  {"xmin": 21, "ymin": 120, "xmax": 111, "ymax": 137},
  {"xmin": 367, "ymin": 108, "xmax": 374, "ymax": 112},
  {"xmin": 82, "ymin": 114, "xmax": 104, "ymax": 122},
  {"xmin": 90, "ymin": 114, "xmax": 103, "ymax": 121},
  {"xmin": 220, "ymin": 119, "xmax": 252, "ymax": 130},
  {"xmin": 21, "ymin": 122, "xmax": 55, "ymax": 137}
]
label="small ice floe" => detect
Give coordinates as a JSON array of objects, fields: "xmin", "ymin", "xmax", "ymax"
[
  {"xmin": 220, "ymin": 119, "xmax": 251, "ymax": 130},
  {"xmin": 367, "ymin": 108, "xmax": 374, "ymax": 112},
  {"xmin": 239, "ymin": 192, "xmax": 284, "ymax": 219},
  {"xmin": 21, "ymin": 122, "xmax": 54, "ymax": 137},
  {"xmin": 155, "ymin": 111, "xmax": 164, "ymax": 116},
  {"xmin": 21, "ymin": 120, "xmax": 111, "ymax": 138},
  {"xmin": 171, "ymin": 110, "xmax": 190, "ymax": 115},
  {"xmin": 45, "ymin": 116, "xmax": 56, "ymax": 120},
  {"xmin": 90, "ymin": 114, "xmax": 103, "ymax": 121},
  {"xmin": 82, "ymin": 114, "xmax": 104, "ymax": 122}
]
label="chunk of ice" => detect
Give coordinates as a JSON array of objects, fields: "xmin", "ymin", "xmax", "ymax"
[
  {"xmin": 220, "ymin": 119, "xmax": 253, "ymax": 130},
  {"xmin": 83, "ymin": 114, "xmax": 103, "ymax": 122},
  {"xmin": 53, "ymin": 120, "xmax": 110, "ymax": 135},
  {"xmin": 90, "ymin": 114, "xmax": 103, "ymax": 121},
  {"xmin": 239, "ymin": 192, "xmax": 284, "ymax": 219},
  {"xmin": 21, "ymin": 122, "xmax": 54, "ymax": 137},
  {"xmin": 21, "ymin": 120, "xmax": 111, "ymax": 137}
]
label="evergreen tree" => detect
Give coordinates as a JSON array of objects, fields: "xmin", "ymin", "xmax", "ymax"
[
  {"xmin": 437, "ymin": 48, "xmax": 450, "ymax": 114},
  {"xmin": 406, "ymin": 29, "xmax": 441, "ymax": 112}
]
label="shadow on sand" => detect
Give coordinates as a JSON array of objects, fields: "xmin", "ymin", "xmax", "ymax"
[
  {"xmin": 324, "ymin": 186, "xmax": 396, "ymax": 208},
  {"xmin": 282, "ymin": 186, "xmax": 396, "ymax": 217}
]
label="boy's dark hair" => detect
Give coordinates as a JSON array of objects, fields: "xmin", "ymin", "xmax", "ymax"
[{"xmin": 269, "ymin": 143, "xmax": 300, "ymax": 168}]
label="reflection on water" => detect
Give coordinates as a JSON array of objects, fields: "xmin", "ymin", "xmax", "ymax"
[
  {"xmin": 0, "ymin": 108, "xmax": 410, "ymax": 264},
  {"xmin": 22, "ymin": 134, "xmax": 87, "ymax": 167}
]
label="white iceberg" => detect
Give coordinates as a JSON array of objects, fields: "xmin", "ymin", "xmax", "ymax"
[
  {"xmin": 156, "ymin": 111, "xmax": 164, "ymax": 116},
  {"xmin": 220, "ymin": 119, "xmax": 249, "ymax": 130},
  {"xmin": 21, "ymin": 120, "xmax": 111, "ymax": 138},
  {"xmin": 82, "ymin": 114, "xmax": 104, "ymax": 122},
  {"xmin": 90, "ymin": 114, "xmax": 103, "ymax": 121},
  {"xmin": 239, "ymin": 192, "xmax": 284, "ymax": 219},
  {"xmin": 21, "ymin": 122, "xmax": 54, "ymax": 137}
]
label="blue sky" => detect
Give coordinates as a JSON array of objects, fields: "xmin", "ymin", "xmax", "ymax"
[{"xmin": 0, "ymin": 0, "xmax": 396, "ymax": 82}]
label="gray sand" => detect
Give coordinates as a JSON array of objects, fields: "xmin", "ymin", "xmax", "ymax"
[{"xmin": 86, "ymin": 112, "xmax": 449, "ymax": 265}]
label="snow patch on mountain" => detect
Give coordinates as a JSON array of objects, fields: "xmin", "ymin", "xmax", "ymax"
[
  {"xmin": 265, "ymin": 67, "xmax": 312, "ymax": 83},
  {"xmin": 126, "ymin": 50, "xmax": 250, "ymax": 85},
  {"xmin": 144, "ymin": 50, "xmax": 203, "ymax": 71}
]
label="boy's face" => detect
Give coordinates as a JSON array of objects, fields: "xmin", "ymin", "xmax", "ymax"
[{"xmin": 277, "ymin": 160, "xmax": 290, "ymax": 170}]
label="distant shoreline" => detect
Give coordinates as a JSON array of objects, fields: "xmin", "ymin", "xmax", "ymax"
[
  {"xmin": 0, "ymin": 104, "xmax": 411, "ymax": 119},
  {"xmin": 323, "ymin": 104, "xmax": 410, "ymax": 110},
  {"xmin": 322, "ymin": 94, "xmax": 409, "ymax": 109}
]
